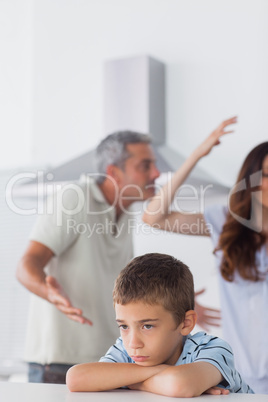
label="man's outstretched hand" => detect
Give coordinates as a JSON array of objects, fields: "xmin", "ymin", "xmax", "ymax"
[{"xmin": 46, "ymin": 276, "xmax": 93, "ymax": 325}]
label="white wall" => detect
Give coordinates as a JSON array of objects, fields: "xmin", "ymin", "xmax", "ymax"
[{"xmin": 0, "ymin": 0, "xmax": 33, "ymax": 169}]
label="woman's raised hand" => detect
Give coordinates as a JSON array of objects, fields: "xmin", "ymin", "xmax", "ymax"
[{"xmin": 195, "ymin": 116, "xmax": 237, "ymax": 159}]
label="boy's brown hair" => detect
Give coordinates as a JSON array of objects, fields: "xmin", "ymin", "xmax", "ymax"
[{"xmin": 113, "ymin": 253, "xmax": 194, "ymax": 326}]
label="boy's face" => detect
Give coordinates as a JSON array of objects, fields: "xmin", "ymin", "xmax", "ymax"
[{"xmin": 115, "ymin": 301, "xmax": 184, "ymax": 366}]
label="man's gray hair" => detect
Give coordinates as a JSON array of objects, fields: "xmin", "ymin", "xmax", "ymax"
[{"xmin": 95, "ymin": 131, "xmax": 151, "ymax": 184}]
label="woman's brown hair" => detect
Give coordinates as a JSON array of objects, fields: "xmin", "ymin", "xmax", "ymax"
[{"xmin": 216, "ymin": 142, "xmax": 268, "ymax": 282}]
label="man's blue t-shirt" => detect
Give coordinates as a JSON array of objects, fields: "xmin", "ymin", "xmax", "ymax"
[{"xmin": 99, "ymin": 331, "xmax": 254, "ymax": 394}]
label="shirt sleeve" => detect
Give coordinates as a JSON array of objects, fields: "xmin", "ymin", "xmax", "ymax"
[
  {"xmin": 99, "ymin": 338, "xmax": 133, "ymax": 363},
  {"xmin": 191, "ymin": 335, "xmax": 254, "ymax": 393},
  {"xmin": 29, "ymin": 185, "xmax": 84, "ymax": 256}
]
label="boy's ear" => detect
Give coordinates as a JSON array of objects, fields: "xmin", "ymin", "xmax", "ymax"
[{"xmin": 180, "ymin": 310, "xmax": 197, "ymax": 336}]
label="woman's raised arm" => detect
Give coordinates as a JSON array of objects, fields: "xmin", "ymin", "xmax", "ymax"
[{"xmin": 143, "ymin": 117, "xmax": 237, "ymax": 235}]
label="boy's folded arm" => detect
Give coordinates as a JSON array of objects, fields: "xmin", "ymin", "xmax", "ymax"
[
  {"xmin": 129, "ymin": 362, "xmax": 224, "ymax": 398},
  {"xmin": 66, "ymin": 362, "xmax": 168, "ymax": 392}
]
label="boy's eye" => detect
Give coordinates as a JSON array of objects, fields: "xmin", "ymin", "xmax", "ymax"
[
  {"xmin": 143, "ymin": 324, "xmax": 153, "ymax": 330},
  {"xmin": 119, "ymin": 325, "xmax": 128, "ymax": 330}
]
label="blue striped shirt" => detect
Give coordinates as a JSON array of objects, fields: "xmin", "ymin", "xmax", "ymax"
[{"xmin": 99, "ymin": 331, "xmax": 254, "ymax": 393}]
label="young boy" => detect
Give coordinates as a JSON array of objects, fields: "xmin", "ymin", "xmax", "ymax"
[{"xmin": 66, "ymin": 253, "xmax": 254, "ymax": 397}]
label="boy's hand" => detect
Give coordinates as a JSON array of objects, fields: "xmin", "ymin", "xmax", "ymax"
[
  {"xmin": 46, "ymin": 276, "xmax": 93, "ymax": 325},
  {"xmin": 204, "ymin": 386, "xmax": 230, "ymax": 395}
]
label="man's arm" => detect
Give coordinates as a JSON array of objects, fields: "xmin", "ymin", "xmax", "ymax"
[
  {"xmin": 129, "ymin": 362, "xmax": 224, "ymax": 398},
  {"xmin": 66, "ymin": 362, "xmax": 168, "ymax": 392},
  {"xmin": 16, "ymin": 240, "xmax": 92, "ymax": 325}
]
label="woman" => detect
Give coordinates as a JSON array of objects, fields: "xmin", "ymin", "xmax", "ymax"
[{"xmin": 143, "ymin": 117, "xmax": 268, "ymax": 394}]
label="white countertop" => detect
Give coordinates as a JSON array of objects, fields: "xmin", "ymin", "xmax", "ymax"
[{"xmin": 1, "ymin": 382, "xmax": 268, "ymax": 402}]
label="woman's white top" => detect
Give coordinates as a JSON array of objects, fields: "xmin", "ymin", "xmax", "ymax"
[{"xmin": 204, "ymin": 204, "xmax": 268, "ymax": 394}]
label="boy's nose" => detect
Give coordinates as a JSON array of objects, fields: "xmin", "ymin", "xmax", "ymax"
[{"xmin": 128, "ymin": 331, "xmax": 143, "ymax": 349}]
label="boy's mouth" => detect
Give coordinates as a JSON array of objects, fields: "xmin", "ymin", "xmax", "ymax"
[{"xmin": 131, "ymin": 355, "xmax": 149, "ymax": 362}]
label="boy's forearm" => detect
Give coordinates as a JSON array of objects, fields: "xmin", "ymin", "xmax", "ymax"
[
  {"xmin": 130, "ymin": 362, "xmax": 224, "ymax": 398},
  {"xmin": 66, "ymin": 362, "xmax": 167, "ymax": 392}
]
